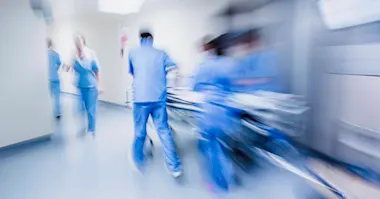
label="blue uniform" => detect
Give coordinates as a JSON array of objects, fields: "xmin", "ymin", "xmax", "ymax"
[
  {"xmin": 73, "ymin": 47, "xmax": 99, "ymax": 133},
  {"xmin": 129, "ymin": 38, "xmax": 181, "ymax": 172},
  {"xmin": 48, "ymin": 49, "xmax": 62, "ymax": 117},
  {"xmin": 231, "ymin": 51, "xmax": 281, "ymax": 93},
  {"xmin": 193, "ymin": 57, "xmax": 237, "ymax": 190}
]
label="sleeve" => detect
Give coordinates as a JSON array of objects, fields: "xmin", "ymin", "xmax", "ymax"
[
  {"xmin": 128, "ymin": 53, "xmax": 134, "ymax": 76},
  {"xmin": 163, "ymin": 52, "xmax": 177, "ymax": 69},
  {"xmin": 55, "ymin": 53, "xmax": 62, "ymax": 67},
  {"xmin": 91, "ymin": 51, "xmax": 100, "ymax": 72},
  {"xmin": 91, "ymin": 60, "xmax": 99, "ymax": 72}
]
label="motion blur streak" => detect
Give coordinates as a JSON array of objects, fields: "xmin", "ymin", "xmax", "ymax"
[{"xmin": 0, "ymin": 0, "xmax": 379, "ymax": 199}]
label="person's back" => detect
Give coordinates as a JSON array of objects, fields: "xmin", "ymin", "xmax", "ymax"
[
  {"xmin": 129, "ymin": 38, "xmax": 175, "ymax": 103},
  {"xmin": 194, "ymin": 57, "xmax": 235, "ymax": 104},
  {"xmin": 128, "ymin": 32, "xmax": 182, "ymax": 178}
]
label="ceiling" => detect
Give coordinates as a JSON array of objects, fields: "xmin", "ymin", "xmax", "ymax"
[
  {"xmin": 50, "ymin": 0, "xmax": 227, "ymax": 19},
  {"xmin": 50, "ymin": 0, "xmax": 272, "ymax": 20}
]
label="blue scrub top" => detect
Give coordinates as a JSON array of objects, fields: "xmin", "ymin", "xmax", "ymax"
[
  {"xmin": 73, "ymin": 50, "xmax": 99, "ymax": 89},
  {"xmin": 48, "ymin": 49, "xmax": 62, "ymax": 82},
  {"xmin": 129, "ymin": 38, "xmax": 176, "ymax": 103},
  {"xmin": 193, "ymin": 56, "xmax": 237, "ymax": 133},
  {"xmin": 231, "ymin": 51, "xmax": 281, "ymax": 93},
  {"xmin": 193, "ymin": 56, "xmax": 236, "ymax": 104}
]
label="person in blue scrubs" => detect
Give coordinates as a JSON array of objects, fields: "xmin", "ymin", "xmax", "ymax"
[
  {"xmin": 229, "ymin": 29, "xmax": 281, "ymax": 93},
  {"xmin": 72, "ymin": 35, "xmax": 100, "ymax": 136},
  {"xmin": 47, "ymin": 39, "xmax": 62, "ymax": 119},
  {"xmin": 128, "ymin": 32, "xmax": 182, "ymax": 177},
  {"xmin": 193, "ymin": 36, "xmax": 237, "ymax": 191}
]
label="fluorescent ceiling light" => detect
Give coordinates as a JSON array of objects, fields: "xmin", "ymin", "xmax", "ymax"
[{"xmin": 98, "ymin": 0, "xmax": 145, "ymax": 15}]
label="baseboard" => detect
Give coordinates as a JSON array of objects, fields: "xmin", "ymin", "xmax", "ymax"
[
  {"xmin": 61, "ymin": 92, "xmax": 131, "ymax": 109},
  {"xmin": 0, "ymin": 135, "xmax": 52, "ymax": 156}
]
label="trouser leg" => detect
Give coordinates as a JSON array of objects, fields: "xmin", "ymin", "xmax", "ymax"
[
  {"xmin": 151, "ymin": 102, "xmax": 182, "ymax": 172},
  {"xmin": 81, "ymin": 88, "xmax": 98, "ymax": 132},
  {"xmin": 133, "ymin": 103, "xmax": 151, "ymax": 167},
  {"xmin": 50, "ymin": 81, "xmax": 61, "ymax": 117}
]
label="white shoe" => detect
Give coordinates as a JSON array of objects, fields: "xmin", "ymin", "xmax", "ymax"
[
  {"xmin": 87, "ymin": 131, "xmax": 95, "ymax": 138},
  {"xmin": 171, "ymin": 170, "xmax": 183, "ymax": 178},
  {"xmin": 165, "ymin": 162, "xmax": 183, "ymax": 178}
]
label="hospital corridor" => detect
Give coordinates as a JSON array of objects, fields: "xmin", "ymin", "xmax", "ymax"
[{"xmin": 1, "ymin": 0, "xmax": 380, "ymax": 199}]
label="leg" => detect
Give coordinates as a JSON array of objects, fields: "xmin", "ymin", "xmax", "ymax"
[
  {"xmin": 151, "ymin": 102, "xmax": 182, "ymax": 173},
  {"xmin": 50, "ymin": 82, "xmax": 61, "ymax": 117},
  {"xmin": 82, "ymin": 88, "xmax": 98, "ymax": 133},
  {"xmin": 133, "ymin": 103, "xmax": 151, "ymax": 168}
]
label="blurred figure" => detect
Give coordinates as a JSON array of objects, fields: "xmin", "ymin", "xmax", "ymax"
[
  {"xmin": 193, "ymin": 35, "xmax": 237, "ymax": 191},
  {"xmin": 128, "ymin": 32, "xmax": 182, "ymax": 177},
  {"xmin": 189, "ymin": 35, "xmax": 216, "ymax": 87},
  {"xmin": 200, "ymin": 35, "xmax": 216, "ymax": 62},
  {"xmin": 230, "ymin": 29, "xmax": 281, "ymax": 93},
  {"xmin": 72, "ymin": 35, "xmax": 100, "ymax": 136},
  {"xmin": 47, "ymin": 38, "xmax": 62, "ymax": 119}
]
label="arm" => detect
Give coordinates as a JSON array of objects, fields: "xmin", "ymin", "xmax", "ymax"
[
  {"xmin": 56, "ymin": 53, "xmax": 62, "ymax": 70},
  {"xmin": 233, "ymin": 78, "xmax": 271, "ymax": 86},
  {"xmin": 163, "ymin": 52, "xmax": 181, "ymax": 86},
  {"xmin": 233, "ymin": 52, "xmax": 277, "ymax": 87},
  {"xmin": 163, "ymin": 52, "xmax": 177, "ymax": 73},
  {"xmin": 128, "ymin": 53, "xmax": 134, "ymax": 76}
]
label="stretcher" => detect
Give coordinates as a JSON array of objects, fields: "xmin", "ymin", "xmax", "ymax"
[{"xmin": 156, "ymin": 87, "xmax": 348, "ymax": 198}]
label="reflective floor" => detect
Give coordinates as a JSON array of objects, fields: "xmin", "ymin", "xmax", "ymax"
[{"xmin": 0, "ymin": 95, "xmax": 332, "ymax": 199}]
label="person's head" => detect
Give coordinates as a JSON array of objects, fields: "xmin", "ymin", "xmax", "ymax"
[
  {"xmin": 209, "ymin": 34, "xmax": 228, "ymax": 57},
  {"xmin": 237, "ymin": 29, "xmax": 261, "ymax": 49},
  {"xmin": 47, "ymin": 38, "xmax": 53, "ymax": 48},
  {"xmin": 201, "ymin": 35, "xmax": 214, "ymax": 52},
  {"xmin": 74, "ymin": 34, "xmax": 86, "ymax": 51},
  {"xmin": 228, "ymin": 29, "xmax": 261, "ymax": 58},
  {"xmin": 140, "ymin": 32, "xmax": 153, "ymax": 40}
]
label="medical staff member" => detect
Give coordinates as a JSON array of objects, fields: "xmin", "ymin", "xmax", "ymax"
[
  {"xmin": 47, "ymin": 39, "xmax": 62, "ymax": 119},
  {"xmin": 193, "ymin": 35, "xmax": 237, "ymax": 191},
  {"xmin": 129, "ymin": 32, "xmax": 182, "ymax": 178},
  {"xmin": 72, "ymin": 35, "xmax": 100, "ymax": 136},
  {"xmin": 230, "ymin": 29, "xmax": 281, "ymax": 93}
]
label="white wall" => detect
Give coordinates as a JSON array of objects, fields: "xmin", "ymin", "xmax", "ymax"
[
  {"xmin": 49, "ymin": 0, "xmax": 228, "ymax": 104},
  {"xmin": 0, "ymin": 0, "xmax": 53, "ymax": 147},
  {"xmin": 49, "ymin": 15, "xmax": 129, "ymax": 105},
  {"xmin": 123, "ymin": 1, "xmax": 228, "ymax": 76}
]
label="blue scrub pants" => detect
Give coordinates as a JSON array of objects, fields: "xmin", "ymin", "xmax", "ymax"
[
  {"xmin": 79, "ymin": 87, "xmax": 98, "ymax": 132},
  {"xmin": 198, "ymin": 103, "xmax": 235, "ymax": 191},
  {"xmin": 133, "ymin": 101, "xmax": 181, "ymax": 172},
  {"xmin": 49, "ymin": 81, "xmax": 61, "ymax": 117}
]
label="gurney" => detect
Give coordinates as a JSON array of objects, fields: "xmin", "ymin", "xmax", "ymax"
[{"xmin": 156, "ymin": 87, "xmax": 348, "ymax": 198}]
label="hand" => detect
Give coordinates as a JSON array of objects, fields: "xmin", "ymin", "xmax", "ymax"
[
  {"xmin": 98, "ymin": 87, "xmax": 104, "ymax": 94},
  {"xmin": 62, "ymin": 64, "xmax": 72, "ymax": 72}
]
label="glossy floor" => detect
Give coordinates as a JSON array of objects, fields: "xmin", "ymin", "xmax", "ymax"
[{"xmin": 0, "ymin": 95, "xmax": 333, "ymax": 199}]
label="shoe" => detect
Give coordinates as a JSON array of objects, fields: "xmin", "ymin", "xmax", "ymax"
[
  {"xmin": 165, "ymin": 162, "xmax": 183, "ymax": 178},
  {"xmin": 55, "ymin": 116, "xmax": 61, "ymax": 120},
  {"xmin": 87, "ymin": 131, "xmax": 95, "ymax": 138},
  {"xmin": 171, "ymin": 170, "xmax": 183, "ymax": 178}
]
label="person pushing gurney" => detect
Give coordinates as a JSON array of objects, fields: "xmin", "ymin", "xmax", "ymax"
[{"xmin": 193, "ymin": 34, "xmax": 239, "ymax": 191}]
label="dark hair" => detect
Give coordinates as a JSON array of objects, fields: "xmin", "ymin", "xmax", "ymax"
[
  {"xmin": 140, "ymin": 32, "xmax": 153, "ymax": 39},
  {"xmin": 47, "ymin": 38, "xmax": 52, "ymax": 48},
  {"xmin": 209, "ymin": 34, "xmax": 229, "ymax": 56},
  {"xmin": 240, "ymin": 28, "xmax": 261, "ymax": 44}
]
